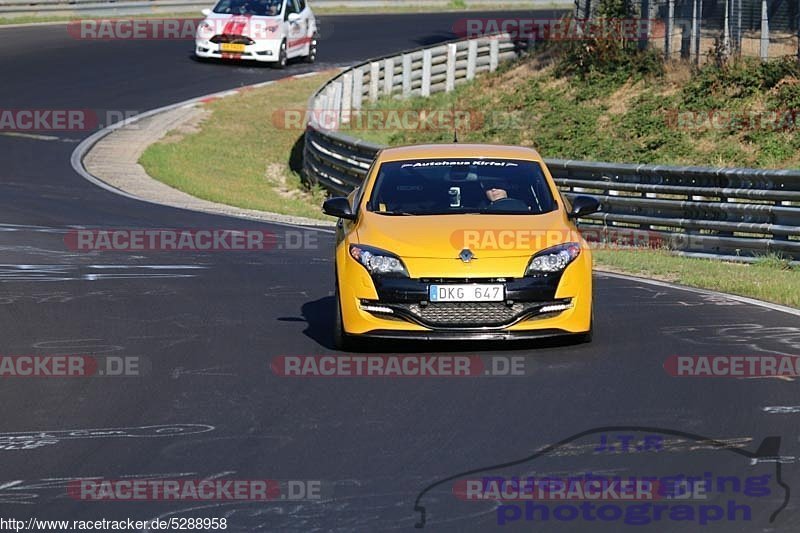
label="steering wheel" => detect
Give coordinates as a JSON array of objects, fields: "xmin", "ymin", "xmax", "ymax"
[{"xmin": 486, "ymin": 197, "xmax": 530, "ymax": 212}]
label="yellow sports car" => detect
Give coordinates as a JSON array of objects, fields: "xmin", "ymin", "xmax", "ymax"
[{"xmin": 322, "ymin": 144, "xmax": 600, "ymax": 350}]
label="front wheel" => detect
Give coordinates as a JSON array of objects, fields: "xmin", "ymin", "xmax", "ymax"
[
  {"xmin": 305, "ymin": 33, "xmax": 318, "ymax": 63},
  {"xmin": 333, "ymin": 280, "xmax": 359, "ymax": 351},
  {"xmin": 575, "ymin": 307, "xmax": 594, "ymax": 343},
  {"xmin": 273, "ymin": 40, "xmax": 288, "ymax": 69}
]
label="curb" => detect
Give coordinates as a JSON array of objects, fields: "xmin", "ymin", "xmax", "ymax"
[{"xmin": 71, "ymin": 70, "xmax": 337, "ymax": 232}]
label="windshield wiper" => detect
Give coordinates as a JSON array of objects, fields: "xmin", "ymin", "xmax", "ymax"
[{"xmin": 376, "ymin": 211, "xmax": 416, "ymax": 216}]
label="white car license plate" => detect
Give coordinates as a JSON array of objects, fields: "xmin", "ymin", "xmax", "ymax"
[{"xmin": 429, "ymin": 284, "xmax": 504, "ymax": 302}]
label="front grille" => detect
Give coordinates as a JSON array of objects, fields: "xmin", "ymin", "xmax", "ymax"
[
  {"xmin": 366, "ymin": 297, "xmax": 573, "ymax": 329},
  {"xmin": 210, "ymin": 34, "xmax": 255, "ymax": 45},
  {"xmin": 373, "ymin": 300, "xmax": 571, "ymax": 329},
  {"xmin": 408, "ymin": 302, "xmax": 525, "ymax": 327}
]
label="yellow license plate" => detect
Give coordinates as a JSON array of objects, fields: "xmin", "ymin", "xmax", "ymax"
[{"xmin": 220, "ymin": 43, "xmax": 246, "ymax": 53}]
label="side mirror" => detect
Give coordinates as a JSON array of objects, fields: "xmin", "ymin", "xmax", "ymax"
[
  {"xmin": 568, "ymin": 195, "xmax": 601, "ymax": 219},
  {"xmin": 287, "ymin": 12, "xmax": 301, "ymax": 22},
  {"xmin": 201, "ymin": 8, "xmax": 211, "ymax": 16},
  {"xmin": 323, "ymin": 197, "xmax": 356, "ymax": 220}
]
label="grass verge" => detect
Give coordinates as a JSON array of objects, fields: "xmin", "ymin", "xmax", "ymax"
[
  {"xmin": 139, "ymin": 71, "xmax": 332, "ymax": 220},
  {"xmin": 594, "ymin": 249, "xmax": 800, "ymax": 308}
]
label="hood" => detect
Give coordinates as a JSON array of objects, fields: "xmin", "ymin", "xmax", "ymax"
[
  {"xmin": 356, "ymin": 211, "xmax": 578, "ymax": 260},
  {"xmin": 201, "ymin": 13, "xmax": 281, "ymax": 38}
]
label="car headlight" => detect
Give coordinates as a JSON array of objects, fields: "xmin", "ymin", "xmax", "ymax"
[
  {"xmin": 525, "ymin": 242, "xmax": 581, "ymax": 274},
  {"xmin": 197, "ymin": 21, "xmax": 215, "ymax": 40},
  {"xmin": 350, "ymin": 244, "xmax": 409, "ymax": 277}
]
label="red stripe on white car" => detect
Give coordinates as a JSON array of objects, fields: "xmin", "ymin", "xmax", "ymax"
[
  {"xmin": 288, "ymin": 36, "xmax": 312, "ymax": 49},
  {"xmin": 222, "ymin": 15, "xmax": 251, "ymax": 36}
]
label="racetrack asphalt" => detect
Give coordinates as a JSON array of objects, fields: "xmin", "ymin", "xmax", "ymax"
[{"xmin": 0, "ymin": 10, "xmax": 799, "ymax": 531}]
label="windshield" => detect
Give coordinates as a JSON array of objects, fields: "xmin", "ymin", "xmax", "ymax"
[
  {"xmin": 212, "ymin": 0, "xmax": 283, "ymax": 16},
  {"xmin": 367, "ymin": 158, "xmax": 557, "ymax": 215}
]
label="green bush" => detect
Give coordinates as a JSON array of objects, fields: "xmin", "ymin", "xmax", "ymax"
[
  {"xmin": 682, "ymin": 57, "xmax": 800, "ymax": 110},
  {"xmin": 770, "ymin": 79, "xmax": 800, "ymax": 110},
  {"xmin": 554, "ymin": 0, "xmax": 663, "ymax": 80}
]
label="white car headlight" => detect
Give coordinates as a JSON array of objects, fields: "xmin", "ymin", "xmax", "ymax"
[
  {"xmin": 526, "ymin": 243, "xmax": 581, "ymax": 274},
  {"xmin": 350, "ymin": 245, "xmax": 409, "ymax": 277},
  {"xmin": 197, "ymin": 21, "xmax": 215, "ymax": 40}
]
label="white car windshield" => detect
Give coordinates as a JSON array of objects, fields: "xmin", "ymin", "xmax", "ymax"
[{"xmin": 213, "ymin": 0, "xmax": 283, "ymax": 16}]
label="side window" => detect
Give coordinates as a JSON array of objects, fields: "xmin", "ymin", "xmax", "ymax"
[
  {"xmin": 354, "ymin": 158, "xmax": 378, "ymax": 210},
  {"xmin": 297, "ymin": 0, "xmax": 306, "ymax": 11},
  {"xmin": 285, "ymin": 0, "xmax": 299, "ymax": 16}
]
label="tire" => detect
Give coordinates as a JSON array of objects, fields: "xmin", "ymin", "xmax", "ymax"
[
  {"xmin": 305, "ymin": 32, "xmax": 318, "ymax": 63},
  {"xmin": 274, "ymin": 40, "xmax": 288, "ymax": 69},
  {"xmin": 333, "ymin": 279, "xmax": 359, "ymax": 351},
  {"xmin": 575, "ymin": 307, "xmax": 594, "ymax": 344}
]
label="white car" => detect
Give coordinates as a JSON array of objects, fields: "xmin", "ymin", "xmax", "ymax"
[{"xmin": 195, "ymin": 0, "xmax": 317, "ymax": 66}]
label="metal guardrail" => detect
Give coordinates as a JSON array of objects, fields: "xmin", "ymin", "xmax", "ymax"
[
  {"xmin": 302, "ymin": 32, "xmax": 800, "ymax": 259},
  {"xmin": 304, "ymin": 34, "xmax": 523, "ymax": 192}
]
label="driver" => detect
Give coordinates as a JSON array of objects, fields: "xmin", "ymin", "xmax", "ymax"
[
  {"xmin": 264, "ymin": 0, "xmax": 281, "ymax": 15},
  {"xmin": 482, "ymin": 179, "xmax": 529, "ymax": 212},
  {"xmin": 484, "ymin": 184, "xmax": 509, "ymax": 203}
]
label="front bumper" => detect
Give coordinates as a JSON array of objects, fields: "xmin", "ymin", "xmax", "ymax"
[
  {"xmin": 195, "ymin": 38, "xmax": 282, "ymax": 62},
  {"xmin": 354, "ymin": 328, "xmax": 572, "ymax": 341},
  {"xmin": 338, "ymin": 250, "xmax": 593, "ymax": 337},
  {"xmin": 361, "ymin": 275, "xmax": 572, "ymax": 330}
]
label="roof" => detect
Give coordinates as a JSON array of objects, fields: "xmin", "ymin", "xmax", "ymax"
[{"xmin": 376, "ymin": 143, "xmax": 543, "ymax": 162}]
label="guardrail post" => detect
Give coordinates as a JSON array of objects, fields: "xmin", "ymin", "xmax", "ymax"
[
  {"xmin": 490, "ymin": 39, "xmax": 499, "ymax": 71},
  {"xmin": 340, "ymin": 72, "xmax": 353, "ymax": 125},
  {"xmin": 467, "ymin": 40, "xmax": 478, "ymax": 80},
  {"xmin": 369, "ymin": 61, "xmax": 380, "ymax": 102},
  {"xmin": 640, "ymin": 0, "xmax": 652, "ymax": 51},
  {"xmin": 331, "ymin": 81, "xmax": 343, "ymax": 130},
  {"xmin": 759, "ymin": 0, "xmax": 769, "ymax": 61},
  {"xmin": 402, "ymin": 54, "xmax": 412, "ymax": 97},
  {"xmin": 322, "ymin": 87, "xmax": 334, "ymax": 129},
  {"xmin": 421, "ymin": 49, "xmax": 432, "ymax": 97},
  {"xmin": 383, "ymin": 58, "xmax": 394, "ymax": 96},
  {"xmin": 446, "ymin": 43, "xmax": 457, "ymax": 92},
  {"xmin": 352, "ymin": 67, "xmax": 364, "ymax": 110},
  {"xmin": 689, "ymin": 0, "xmax": 698, "ymax": 60},
  {"xmin": 665, "ymin": 0, "xmax": 674, "ymax": 59},
  {"xmin": 311, "ymin": 90, "xmax": 322, "ymax": 129}
]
